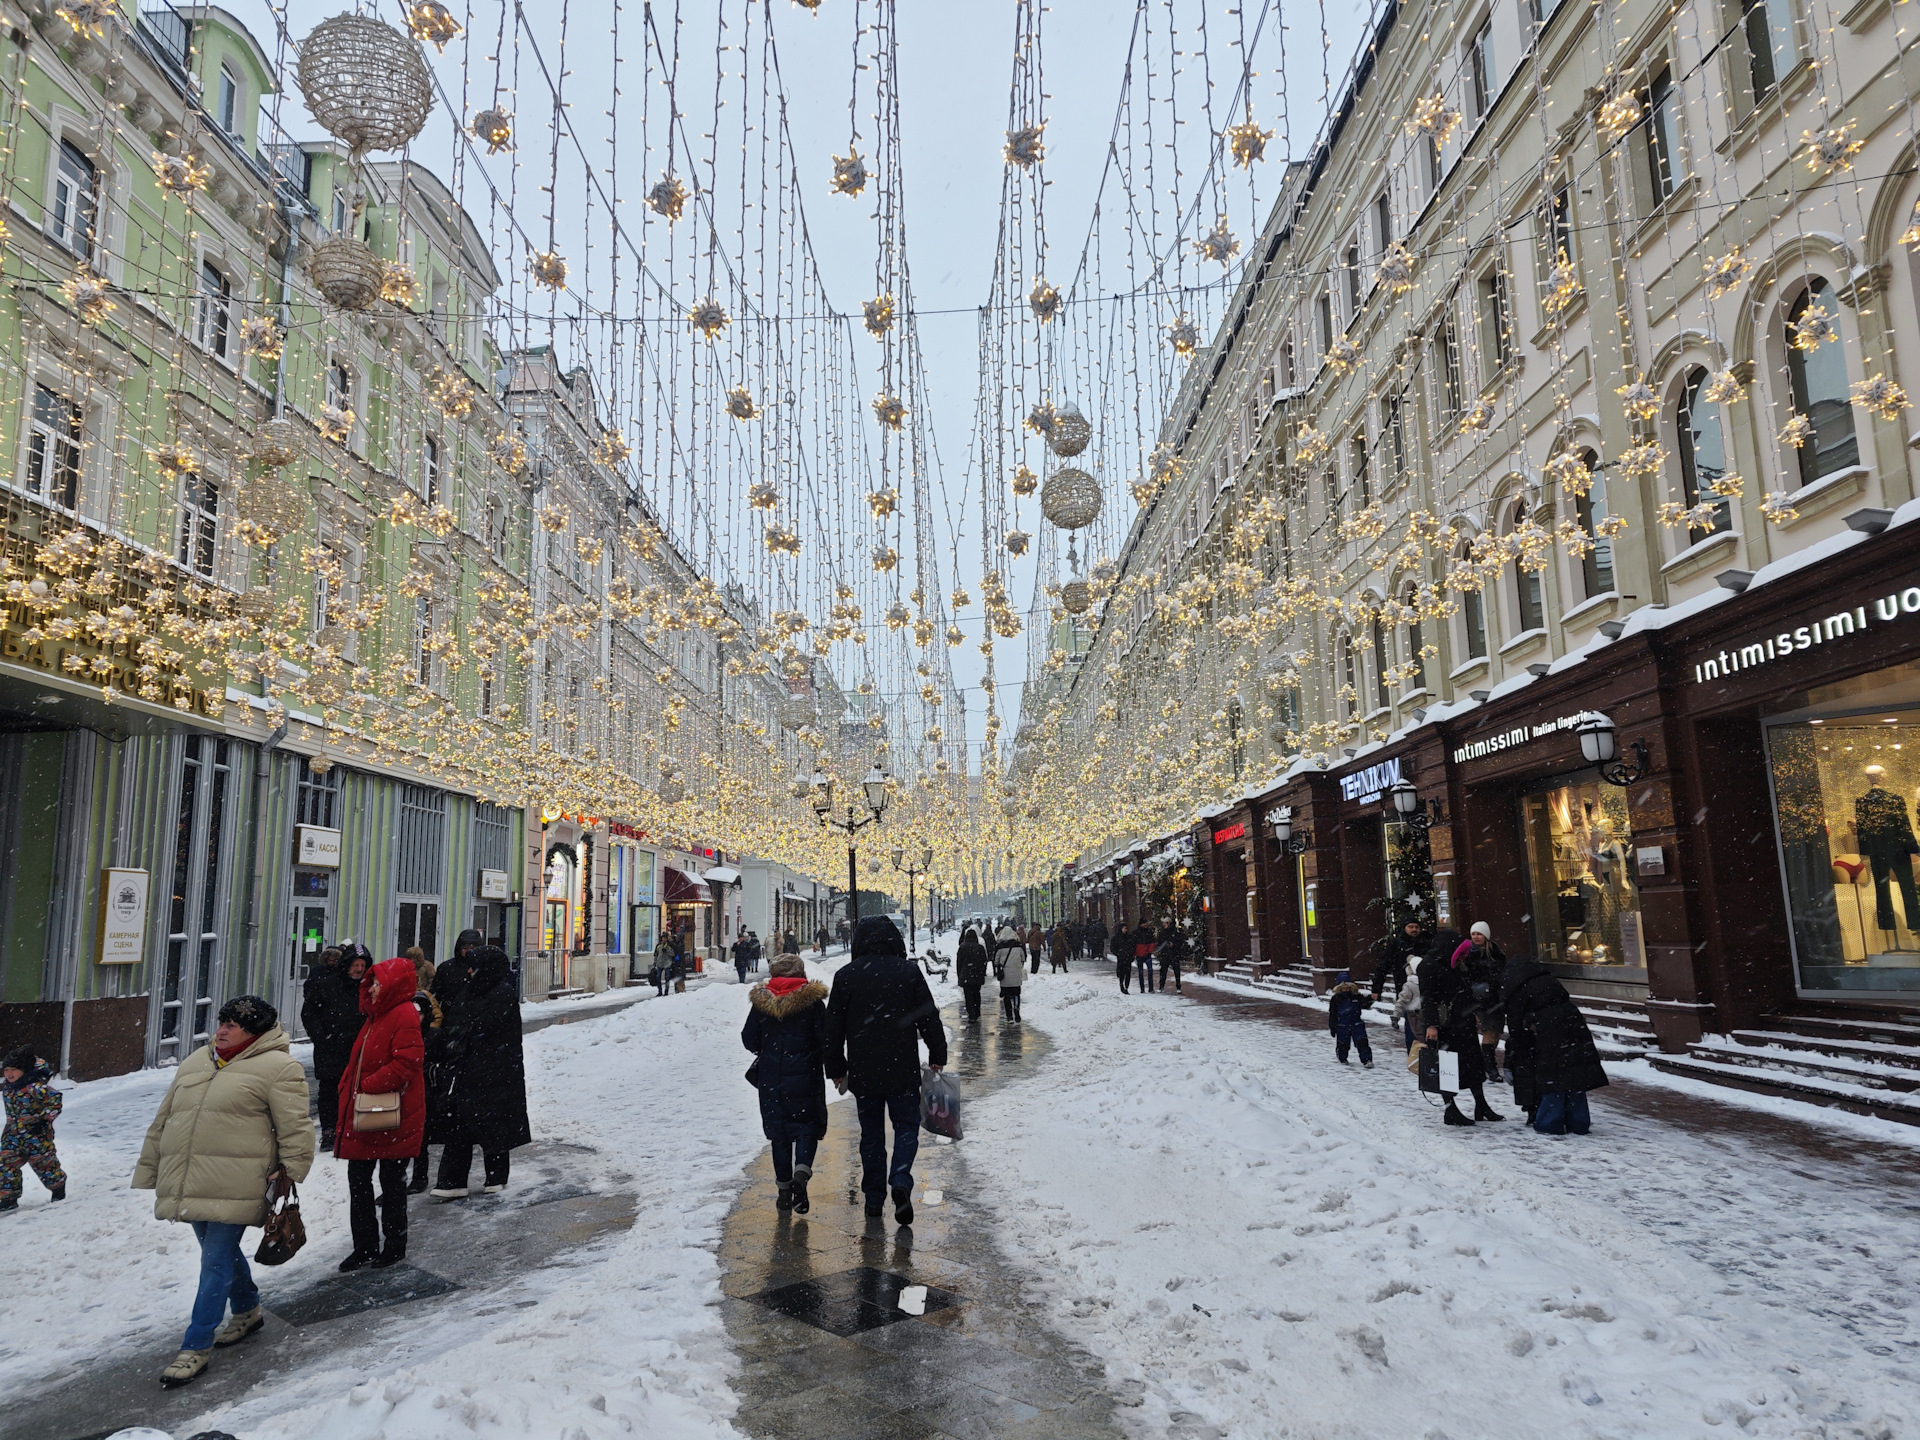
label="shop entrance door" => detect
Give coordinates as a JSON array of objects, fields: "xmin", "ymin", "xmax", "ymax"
[
  {"xmin": 287, "ymin": 868, "xmax": 332, "ymax": 1031},
  {"xmin": 157, "ymin": 735, "xmax": 233, "ymax": 1062},
  {"xmin": 397, "ymin": 898, "xmax": 440, "ymax": 962}
]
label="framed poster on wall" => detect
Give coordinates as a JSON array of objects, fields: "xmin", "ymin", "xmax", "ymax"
[{"xmin": 95, "ymin": 868, "xmax": 149, "ymax": 965}]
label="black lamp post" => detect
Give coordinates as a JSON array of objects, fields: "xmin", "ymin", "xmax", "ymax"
[
  {"xmin": 892, "ymin": 843, "xmax": 933, "ymax": 951},
  {"xmin": 813, "ymin": 767, "xmax": 890, "ymax": 923},
  {"xmin": 1269, "ymin": 805, "xmax": 1312, "ymax": 856},
  {"xmin": 1575, "ymin": 711, "xmax": 1651, "ymax": 787}
]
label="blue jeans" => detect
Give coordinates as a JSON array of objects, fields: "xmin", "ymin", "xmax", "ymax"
[
  {"xmin": 1533, "ymin": 1091, "xmax": 1592, "ymax": 1135},
  {"xmin": 185, "ymin": 1220, "xmax": 258, "ymax": 1349},
  {"xmin": 770, "ymin": 1134, "xmax": 820, "ymax": 1184},
  {"xmin": 855, "ymin": 1091, "xmax": 921, "ymax": 1200}
]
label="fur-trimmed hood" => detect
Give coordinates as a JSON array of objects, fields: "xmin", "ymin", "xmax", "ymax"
[{"xmin": 748, "ymin": 979, "xmax": 828, "ymax": 1019}]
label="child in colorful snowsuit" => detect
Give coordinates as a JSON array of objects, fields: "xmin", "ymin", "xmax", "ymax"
[
  {"xmin": 1327, "ymin": 973, "xmax": 1374, "ymax": 1069},
  {"xmin": 2, "ymin": 1046, "xmax": 67, "ymax": 1211}
]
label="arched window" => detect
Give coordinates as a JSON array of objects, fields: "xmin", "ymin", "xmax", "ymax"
[
  {"xmin": 1404, "ymin": 584, "xmax": 1427, "ymax": 692},
  {"xmin": 1676, "ymin": 368, "xmax": 1732, "ymax": 541},
  {"xmin": 1512, "ymin": 503, "xmax": 1545, "ymax": 633},
  {"xmin": 1785, "ymin": 279, "xmax": 1859, "ymax": 486},
  {"xmin": 1572, "ymin": 450, "xmax": 1614, "ymax": 597},
  {"xmin": 1459, "ymin": 543, "xmax": 1488, "ymax": 659}
]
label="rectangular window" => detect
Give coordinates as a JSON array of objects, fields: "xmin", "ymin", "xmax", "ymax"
[
  {"xmin": 1464, "ymin": 585, "xmax": 1488, "ymax": 659},
  {"xmin": 1344, "ymin": 241, "xmax": 1363, "ymax": 315},
  {"xmin": 1371, "ymin": 617, "xmax": 1391, "ymax": 711},
  {"xmin": 177, "ymin": 474, "xmax": 220, "ymax": 576},
  {"xmin": 1276, "ymin": 337, "xmax": 1295, "ymax": 391},
  {"xmin": 1532, "ymin": 0, "xmax": 1566, "ymax": 27},
  {"xmin": 26, "ymin": 383, "xmax": 82, "ymax": 509},
  {"xmin": 1577, "ymin": 464, "xmax": 1615, "ymax": 598},
  {"xmin": 1374, "ymin": 192, "xmax": 1392, "ymax": 258},
  {"xmin": 1316, "ymin": 292, "xmax": 1333, "ymax": 356},
  {"xmin": 431, "ymin": 277, "xmax": 450, "ymax": 339},
  {"xmin": 197, "ymin": 260, "xmax": 231, "ymax": 359},
  {"xmin": 1437, "ymin": 307, "xmax": 1464, "ymax": 421},
  {"xmin": 217, "ymin": 67, "xmax": 239, "ymax": 133},
  {"xmin": 416, "ymin": 596, "xmax": 434, "ymax": 686},
  {"xmin": 1519, "ymin": 772, "xmax": 1641, "ymax": 970},
  {"xmin": 1545, "ymin": 183, "xmax": 1573, "ymax": 266},
  {"xmin": 1743, "ymin": 0, "xmax": 1795, "ymax": 100},
  {"xmin": 326, "ymin": 361, "xmax": 353, "ymax": 412},
  {"xmin": 1516, "ymin": 560, "xmax": 1545, "ymax": 633},
  {"xmin": 50, "ymin": 139, "xmax": 97, "ymax": 259},
  {"xmin": 1468, "ymin": 20, "xmax": 1495, "ymax": 121},
  {"xmin": 1425, "ymin": 133, "xmax": 1443, "ymax": 193},
  {"xmin": 296, "ymin": 764, "xmax": 338, "ymax": 828},
  {"xmin": 331, "ymin": 190, "xmax": 348, "ymax": 234},
  {"xmin": 1645, "ymin": 67, "xmax": 1681, "ymax": 201},
  {"xmin": 1477, "ymin": 267, "xmax": 1511, "ymax": 370},
  {"xmin": 1350, "ymin": 432, "xmax": 1372, "ymax": 508},
  {"xmin": 423, "ymin": 434, "xmax": 440, "ymax": 505},
  {"xmin": 1380, "ymin": 393, "xmax": 1408, "ymax": 489}
]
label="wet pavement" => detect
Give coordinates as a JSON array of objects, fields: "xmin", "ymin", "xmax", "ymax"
[
  {"xmin": 717, "ymin": 995, "xmax": 1129, "ymax": 1440},
  {"xmin": 1, "ymin": 1139, "xmax": 636, "ymax": 1440}
]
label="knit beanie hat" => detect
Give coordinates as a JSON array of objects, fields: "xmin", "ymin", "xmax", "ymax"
[
  {"xmin": 1470, "ymin": 921, "xmax": 1492, "ymax": 939},
  {"xmin": 770, "ymin": 955, "xmax": 806, "ymax": 978},
  {"xmin": 216, "ymin": 995, "xmax": 278, "ymax": 1035}
]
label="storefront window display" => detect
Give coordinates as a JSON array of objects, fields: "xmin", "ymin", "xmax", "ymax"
[
  {"xmin": 1519, "ymin": 770, "xmax": 1644, "ymax": 973},
  {"xmin": 1767, "ymin": 688, "xmax": 1920, "ymax": 994}
]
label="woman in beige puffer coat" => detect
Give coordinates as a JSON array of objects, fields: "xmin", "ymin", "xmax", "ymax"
[{"xmin": 133, "ymin": 995, "xmax": 315, "ymax": 1388}]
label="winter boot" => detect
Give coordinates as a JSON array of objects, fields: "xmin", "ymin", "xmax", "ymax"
[
  {"xmin": 776, "ymin": 1182, "xmax": 794, "ymax": 1212},
  {"xmin": 1472, "ymin": 1088, "xmax": 1505, "ymax": 1122},
  {"xmin": 49, "ymin": 1184, "xmax": 65, "ymax": 1201},
  {"xmin": 407, "ymin": 1158, "xmax": 431, "ymax": 1195},
  {"xmin": 429, "ymin": 1186, "xmax": 468, "ymax": 1200},
  {"xmin": 864, "ymin": 1196, "xmax": 884, "ymax": 1217},
  {"xmin": 1361, "ymin": 1058, "xmax": 1374, "ymax": 1070},
  {"xmin": 892, "ymin": 1186, "xmax": 914, "ymax": 1226},
  {"xmin": 791, "ymin": 1166, "xmax": 812, "ymax": 1215},
  {"xmin": 213, "ymin": 1305, "xmax": 264, "ymax": 1348},
  {"xmin": 160, "ymin": 1348, "xmax": 212, "ymax": 1388},
  {"xmin": 337, "ymin": 1250, "xmax": 374, "ymax": 1273},
  {"xmin": 1443, "ymin": 1100, "xmax": 1475, "ymax": 1126}
]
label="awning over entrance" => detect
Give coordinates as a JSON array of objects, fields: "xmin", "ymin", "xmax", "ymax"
[
  {"xmin": 663, "ymin": 865, "xmax": 712, "ymax": 904},
  {"xmin": 702, "ymin": 865, "xmax": 742, "ymax": 885}
]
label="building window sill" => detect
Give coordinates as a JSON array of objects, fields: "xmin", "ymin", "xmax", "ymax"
[
  {"xmin": 1660, "ymin": 528, "xmax": 1739, "ymax": 585},
  {"xmin": 1498, "ymin": 626, "xmax": 1549, "ymax": 659},
  {"xmin": 1776, "ymin": 465, "xmax": 1869, "ymax": 526},
  {"xmin": 1448, "ymin": 655, "xmax": 1490, "ymax": 683},
  {"xmin": 1560, "ymin": 591, "xmax": 1621, "ymax": 629}
]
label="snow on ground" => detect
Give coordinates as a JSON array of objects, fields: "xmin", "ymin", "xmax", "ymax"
[
  {"xmin": 2, "ymin": 975, "xmax": 795, "ymax": 1440},
  {"xmin": 967, "ymin": 973, "xmax": 1917, "ymax": 1440}
]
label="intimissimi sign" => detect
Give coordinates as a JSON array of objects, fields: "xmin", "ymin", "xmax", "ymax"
[{"xmin": 1693, "ymin": 586, "xmax": 1920, "ymax": 685}]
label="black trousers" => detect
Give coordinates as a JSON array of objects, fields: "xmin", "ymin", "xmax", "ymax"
[
  {"xmin": 1868, "ymin": 844, "xmax": 1920, "ymax": 932},
  {"xmin": 961, "ymin": 982, "xmax": 983, "ymax": 1019},
  {"xmin": 438, "ymin": 1143, "xmax": 511, "ymax": 1189},
  {"xmin": 347, "ymin": 1158, "xmax": 408, "ymax": 1257},
  {"xmin": 1000, "ymin": 990, "xmax": 1022, "ymax": 1021},
  {"xmin": 314, "ymin": 1058, "xmax": 346, "ymax": 1137},
  {"xmin": 1159, "ymin": 959, "xmax": 1183, "ymax": 992}
]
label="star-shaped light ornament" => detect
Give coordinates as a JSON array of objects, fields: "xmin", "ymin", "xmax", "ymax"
[
  {"xmin": 646, "ymin": 174, "xmax": 689, "ymax": 221},
  {"xmin": 1166, "ymin": 315, "xmax": 1200, "ymax": 356},
  {"xmin": 1196, "ymin": 218, "xmax": 1240, "ymax": 266},
  {"xmin": 863, "ymin": 293, "xmax": 895, "ymax": 338},
  {"xmin": 1225, "ymin": 116, "xmax": 1273, "ymax": 168},
  {"xmin": 1004, "ymin": 123, "xmax": 1045, "ymax": 169},
  {"xmin": 831, "ymin": 150, "xmax": 869, "ymax": 197}
]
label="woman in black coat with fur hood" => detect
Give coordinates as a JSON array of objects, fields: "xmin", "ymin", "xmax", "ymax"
[
  {"xmin": 1501, "ymin": 956, "xmax": 1608, "ymax": 1134},
  {"xmin": 742, "ymin": 954, "xmax": 830, "ymax": 1214}
]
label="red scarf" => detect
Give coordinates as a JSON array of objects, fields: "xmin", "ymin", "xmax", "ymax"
[
  {"xmin": 768, "ymin": 975, "xmax": 808, "ymax": 997},
  {"xmin": 213, "ymin": 1035, "xmax": 256, "ymax": 1065}
]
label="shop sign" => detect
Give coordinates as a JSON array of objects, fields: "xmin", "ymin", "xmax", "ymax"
[
  {"xmin": 1304, "ymin": 882, "xmax": 1318, "ymax": 928},
  {"xmin": 1434, "ymin": 874, "xmax": 1453, "ymax": 926},
  {"xmin": 1451, "ymin": 713, "xmax": 1589, "ymax": 765},
  {"xmin": 295, "ymin": 825, "xmax": 342, "ymax": 868},
  {"xmin": 478, "ymin": 867, "xmax": 510, "ymax": 900},
  {"xmin": 2, "ymin": 610, "xmax": 225, "ymax": 719},
  {"xmin": 1212, "ymin": 820, "xmax": 1246, "ymax": 845},
  {"xmin": 1691, "ymin": 590, "xmax": 1920, "ymax": 686},
  {"xmin": 1636, "ymin": 846, "xmax": 1666, "ymax": 877},
  {"xmin": 1339, "ymin": 757, "xmax": 1402, "ymax": 802},
  {"xmin": 95, "ymin": 867, "xmax": 149, "ymax": 965}
]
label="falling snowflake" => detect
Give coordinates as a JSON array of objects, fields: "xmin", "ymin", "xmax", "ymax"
[
  {"xmin": 1004, "ymin": 123, "xmax": 1045, "ymax": 169},
  {"xmin": 646, "ymin": 174, "xmax": 689, "ymax": 221}
]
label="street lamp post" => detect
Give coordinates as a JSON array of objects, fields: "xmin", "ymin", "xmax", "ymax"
[
  {"xmin": 813, "ymin": 767, "xmax": 891, "ymax": 925},
  {"xmin": 1269, "ymin": 805, "xmax": 1313, "ymax": 856},
  {"xmin": 892, "ymin": 843, "xmax": 933, "ymax": 952}
]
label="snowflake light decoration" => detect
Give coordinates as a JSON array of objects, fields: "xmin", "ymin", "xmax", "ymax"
[
  {"xmin": 530, "ymin": 251, "xmax": 568, "ymax": 289},
  {"xmin": 1851, "ymin": 375, "xmax": 1909, "ymax": 422},
  {"xmin": 867, "ymin": 487, "xmax": 899, "ymax": 518},
  {"xmin": 1702, "ymin": 369, "xmax": 1745, "ymax": 406},
  {"xmin": 1196, "ymin": 217, "xmax": 1240, "ymax": 266},
  {"xmin": 471, "ymin": 109, "xmax": 513, "ymax": 154},
  {"xmin": 318, "ymin": 404, "xmax": 355, "ymax": 443},
  {"xmin": 1760, "ymin": 492, "xmax": 1800, "ymax": 525},
  {"xmin": 1405, "ymin": 93, "xmax": 1462, "ymax": 146},
  {"xmin": 726, "ymin": 386, "xmax": 759, "ymax": 421},
  {"xmin": 1149, "ymin": 442, "xmax": 1183, "ymax": 483},
  {"xmin": 1778, "ymin": 413, "xmax": 1815, "ymax": 449},
  {"xmin": 380, "ymin": 260, "xmax": 420, "ymax": 307},
  {"xmin": 1011, "ymin": 465, "xmax": 1037, "ymax": 498},
  {"xmin": 149, "ymin": 442, "xmax": 198, "ymax": 479},
  {"xmin": 872, "ymin": 544, "xmax": 899, "ymax": 572},
  {"xmin": 1004, "ymin": 530, "xmax": 1031, "ymax": 556},
  {"xmin": 151, "ymin": 151, "xmax": 211, "ymax": 196},
  {"xmin": 61, "ymin": 270, "xmax": 114, "ymax": 325},
  {"xmin": 871, "ymin": 392, "xmax": 907, "ymax": 431},
  {"xmin": 885, "ymin": 602, "xmax": 911, "ymax": 630},
  {"xmin": 1702, "ymin": 247, "xmax": 1751, "ymax": 300},
  {"xmin": 1024, "ymin": 400, "xmax": 1058, "ymax": 440},
  {"xmin": 1226, "ymin": 116, "xmax": 1273, "ymax": 168},
  {"xmin": 831, "ymin": 149, "xmax": 868, "ymax": 196},
  {"xmin": 1616, "ymin": 380, "xmax": 1659, "ymax": 421},
  {"xmin": 1597, "ymin": 92, "xmax": 1642, "ymax": 143},
  {"xmin": 54, "ymin": 1, "xmax": 115, "ymax": 38},
  {"xmin": 689, "ymin": 298, "xmax": 730, "ymax": 340},
  {"xmin": 1541, "ymin": 253, "xmax": 1580, "ymax": 317},
  {"xmin": 1029, "ymin": 279, "xmax": 1062, "ymax": 322},
  {"xmin": 1293, "ymin": 424, "xmax": 1331, "ymax": 465},
  {"xmin": 1789, "ymin": 306, "xmax": 1837, "ymax": 351},
  {"xmin": 1707, "ymin": 471, "xmax": 1746, "ymax": 500},
  {"xmin": 490, "ymin": 431, "xmax": 528, "ymax": 475},
  {"xmin": 764, "ymin": 524, "xmax": 801, "ymax": 556},
  {"xmin": 1801, "ymin": 123, "xmax": 1862, "ymax": 173},
  {"xmin": 646, "ymin": 173, "xmax": 688, "ymax": 220},
  {"xmin": 862, "ymin": 292, "xmax": 895, "ymax": 337},
  {"xmin": 240, "ymin": 316, "xmax": 284, "ymax": 360},
  {"xmin": 1166, "ymin": 315, "xmax": 1200, "ymax": 355},
  {"xmin": 1544, "ymin": 449, "xmax": 1593, "ymax": 496},
  {"xmin": 1326, "ymin": 336, "xmax": 1362, "ymax": 376},
  {"xmin": 747, "ymin": 482, "xmax": 780, "ymax": 512},
  {"xmin": 1004, "ymin": 123, "xmax": 1045, "ymax": 169},
  {"xmin": 1377, "ymin": 243, "xmax": 1417, "ymax": 295},
  {"xmin": 1620, "ymin": 442, "xmax": 1667, "ymax": 478},
  {"xmin": 596, "ymin": 431, "xmax": 632, "ymax": 468}
]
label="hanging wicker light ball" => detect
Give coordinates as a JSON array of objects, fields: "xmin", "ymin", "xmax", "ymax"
[
  {"xmin": 251, "ymin": 418, "xmax": 302, "ymax": 468},
  {"xmin": 1060, "ymin": 580, "xmax": 1092, "ymax": 615},
  {"xmin": 308, "ymin": 235, "xmax": 383, "ymax": 310},
  {"xmin": 1040, "ymin": 468, "xmax": 1102, "ymax": 530},
  {"xmin": 656, "ymin": 773, "xmax": 686, "ymax": 805},
  {"xmin": 471, "ymin": 108, "xmax": 513, "ymax": 154},
  {"xmin": 780, "ymin": 696, "xmax": 816, "ymax": 728},
  {"xmin": 297, "ymin": 14, "xmax": 435, "ymax": 160},
  {"xmin": 1046, "ymin": 402, "xmax": 1092, "ymax": 457}
]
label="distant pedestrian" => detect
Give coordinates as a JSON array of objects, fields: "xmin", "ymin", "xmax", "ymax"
[
  {"xmin": 1327, "ymin": 970, "xmax": 1374, "ymax": 1068},
  {"xmin": 1457, "ymin": 922, "xmax": 1509, "ymax": 1083},
  {"xmin": 1389, "ymin": 969, "xmax": 1423, "ymax": 1052},
  {"xmin": 1501, "ymin": 956, "xmax": 1609, "ymax": 1134},
  {"xmin": 955, "ymin": 926, "xmax": 989, "ymax": 1022},
  {"xmin": 1370, "ymin": 919, "xmax": 1426, "ymax": 1005},
  {"xmin": 1114, "ymin": 927, "xmax": 1132, "ymax": 994},
  {"xmin": 408, "ymin": 953, "xmax": 444, "ymax": 1194},
  {"xmin": 1049, "ymin": 922, "xmax": 1070, "ymax": 972},
  {"xmin": 432, "ymin": 946, "xmax": 532, "ymax": 1197},
  {"xmin": 1419, "ymin": 929, "xmax": 1503, "ymax": 1127},
  {"xmin": 335, "ymin": 957, "xmax": 425, "ymax": 1271},
  {"xmin": 742, "ymin": 955, "xmax": 830, "ymax": 1214},
  {"xmin": 826, "ymin": 916, "xmax": 947, "ymax": 1225},
  {"xmin": 1132, "ymin": 921, "xmax": 1156, "ymax": 993},
  {"xmin": 997, "ymin": 931, "xmax": 1026, "ymax": 1022},
  {"xmin": 1156, "ymin": 922, "xmax": 1188, "ymax": 994},
  {"xmin": 134, "ymin": 995, "xmax": 314, "ymax": 1389},
  {"xmin": 732, "ymin": 933, "xmax": 752, "ymax": 984},
  {"xmin": 1, "ymin": 1046, "xmax": 65, "ymax": 1212},
  {"xmin": 651, "ymin": 930, "xmax": 675, "ymax": 996},
  {"xmin": 430, "ymin": 928, "xmax": 486, "ymax": 1036},
  {"xmin": 805, "ymin": 927, "xmax": 820, "ymax": 955},
  {"xmin": 301, "ymin": 944, "xmax": 367, "ymax": 1151}
]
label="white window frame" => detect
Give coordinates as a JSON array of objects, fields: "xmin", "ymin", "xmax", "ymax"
[
  {"xmin": 49, "ymin": 138, "xmax": 98, "ymax": 260},
  {"xmin": 177, "ymin": 472, "xmax": 221, "ymax": 578},
  {"xmin": 216, "ymin": 65, "xmax": 241, "ymax": 136},
  {"xmin": 196, "ymin": 258, "xmax": 232, "ymax": 361},
  {"xmin": 26, "ymin": 382, "xmax": 83, "ymax": 509}
]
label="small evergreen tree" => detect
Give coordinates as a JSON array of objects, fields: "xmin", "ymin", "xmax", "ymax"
[{"xmin": 1371, "ymin": 823, "xmax": 1435, "ymax": 957}]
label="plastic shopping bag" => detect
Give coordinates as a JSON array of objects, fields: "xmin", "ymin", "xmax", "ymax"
[{"xmin": 920, "ymin": 1067, "xmax": 962, "ymax": 1140}]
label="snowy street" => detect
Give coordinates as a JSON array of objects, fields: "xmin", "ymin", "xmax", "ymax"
[{"xmin": 4, "ymin": 959, "xmax": 1917, "ymax": 1440}]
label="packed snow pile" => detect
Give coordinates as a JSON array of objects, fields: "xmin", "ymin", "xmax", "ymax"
[{"xmin": 965, "ymin": 976, "xmax": 1916, "ymax": 1440}]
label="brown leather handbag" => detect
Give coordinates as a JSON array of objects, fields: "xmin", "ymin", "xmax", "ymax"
[{"xmin": 254, "ymin": 1171, "xmax": 306, "ymax": 1265}]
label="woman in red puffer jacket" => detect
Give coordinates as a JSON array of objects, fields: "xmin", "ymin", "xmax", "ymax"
[{"xmin": 334, "ymin": 956, "xmax": 425, "ymax": 1271}]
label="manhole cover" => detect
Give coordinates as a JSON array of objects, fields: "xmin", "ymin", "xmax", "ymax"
[
  {"xmin": 270, "ymin": 1262, "xmax": 461, "ymax": 1326},
  {"xmin": 747, "ymin": 1266, "xmax": 960, "ymax": 1337}
]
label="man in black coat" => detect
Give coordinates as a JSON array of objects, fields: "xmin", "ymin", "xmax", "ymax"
[
  {"xmin": 1370, "ymin": 920, "xmax": 1427, "ymax": 1003},
  {"xmin": 430, "ymin": 928, "xmax": 488, "ymax": 1033},
  {"xmin": 300, "ymin": 944, "xmax": 364, "ymax": 1149},
  {"xmin": 826, "ymin": 916, "xmax": 947, "ymax": 1224},
  {"xmin": 431, "ymin": 946, "xmax": 532, "ymax": 1198}
]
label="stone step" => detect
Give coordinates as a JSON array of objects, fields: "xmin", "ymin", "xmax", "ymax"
[
  {"xmin": 1758, "ymin": 1012, "xmax": 1920, "ymax": 1047},
  {"xmin": 1686, "ymin": 1035, "xmax": 1920, "ymax": 1093},
  {"xmin": 1727, "ymin": 1028, "xmax": 1920, "ymax": 1072},
  {"xmin": 1646, "ymin": 1052, "xmax": 1920, "ymax": 1126}
]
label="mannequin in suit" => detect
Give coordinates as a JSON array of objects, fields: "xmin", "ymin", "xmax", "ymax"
[{"xmin": 1854, "ymin": 765, "xmax": 1920, "ymax": 939}]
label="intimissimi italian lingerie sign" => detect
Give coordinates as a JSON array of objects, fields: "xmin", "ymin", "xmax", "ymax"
[{"xmin": 1692, "ymin": 585, "xmax": 1920, "ymax": 685}]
